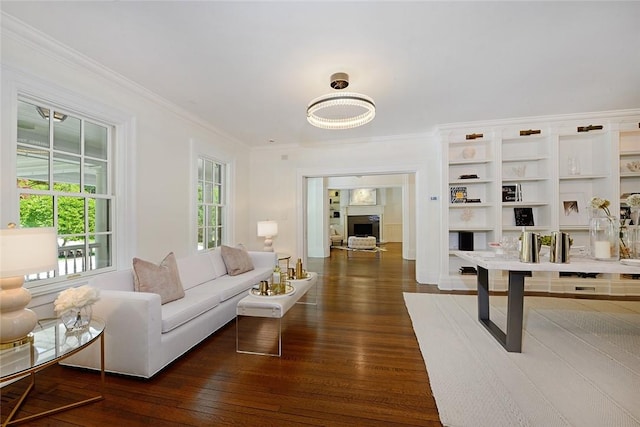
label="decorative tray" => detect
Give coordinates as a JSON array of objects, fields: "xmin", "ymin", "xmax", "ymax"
[
  {"xmin": 289, "ymin": 272, "xmax": 310, "ymax": 280},
  {"xmin": 249, "ymin": 283, "xmax": 295, "ymax": 297}
]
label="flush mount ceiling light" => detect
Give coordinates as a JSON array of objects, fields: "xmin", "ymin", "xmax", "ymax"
[{"xmin": 306, "ymin": 72, "xmax": 375, "ymax": 130}]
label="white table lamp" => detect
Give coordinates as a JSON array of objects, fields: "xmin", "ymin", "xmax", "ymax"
[
  {"xmin": 257, "ymin": 220, "xmax": 278, "ymax": 252},
  {"xmin": 0, "ymin": 225, "xmax": 58, "ymax": 344}
]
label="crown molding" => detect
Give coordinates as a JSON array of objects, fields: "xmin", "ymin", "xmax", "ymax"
[
  {"xmin": 437, "ymin": 108, "xmax": 640, "ymax": 132},
  {"xmin": 253, "ymin": 130, "xmax": 437, "ymax": 152},
  {"xmin": 0, "ymin": 12, "xmax": 247, "ymax": 148}
]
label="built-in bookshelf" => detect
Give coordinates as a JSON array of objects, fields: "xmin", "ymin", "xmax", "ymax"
[{"xmin": 439, "ymin": 112, "xmax": 640, "ymax": 295}]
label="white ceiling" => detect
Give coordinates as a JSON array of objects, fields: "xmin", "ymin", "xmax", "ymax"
[{"xmin": 2, "ymin": 1, "xmax": 639, "ymax": 147}]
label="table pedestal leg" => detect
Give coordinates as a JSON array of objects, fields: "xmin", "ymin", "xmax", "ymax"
[{"xmin": 477, "ymin": 266, "xmax": 530, "ymax": 353}]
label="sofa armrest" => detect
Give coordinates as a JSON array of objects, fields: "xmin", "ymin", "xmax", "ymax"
[
  {"xmin": 249, "ymin": 251, "xmax": 277, "ymax": 269},
  {"xmin": 61, "ymin": 290, "xmax": 163, "ymax": 378}
]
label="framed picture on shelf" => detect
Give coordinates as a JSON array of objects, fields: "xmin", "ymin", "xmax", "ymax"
[
  {"xmin": 514, "ymin": 207, "xmax": 534, "ymax": 226},
  {"xmin": 559, "ymin": 192, "xmax": 588, "ymax": 225},
  {"xmin": 450, "ymin": 186, "xmax": 467, "ymax": 203},
  {"xmin": 621, "ymin": 206, "xmax": 631, "ymax": 221}
]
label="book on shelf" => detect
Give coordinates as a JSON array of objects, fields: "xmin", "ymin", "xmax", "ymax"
[
  {"xmin": 502, "ymin": 185, "xmax": 517, "ymax": 202},
  {"xmin": 450, "ymin": 186, "xmax": 467, "ymax": 203},
  {"xmin": 459, "ymin": 266, "xmax": 477, "ymax": 275},
  {"xmin": 502, "ymin": 184, "xmax": 522, "ymax": 202},
  {"xmin": 514, "ymin": 207, "xmax": 534, "ymax": 226}
]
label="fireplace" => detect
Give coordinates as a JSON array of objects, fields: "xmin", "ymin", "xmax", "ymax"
[{"xmin": 347, "ymin": 215, "xmax": 380, "ymax": 241}]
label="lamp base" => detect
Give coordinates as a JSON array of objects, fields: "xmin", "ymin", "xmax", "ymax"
[
  {"xmin": 0, "ymin": 333, "xmax": 34, "ymax": 350},
  {"xmin": 263, "ymin": 236, "xmax": 274, "ymax": 252},
  {"xmin": 0, "ymin": 276, "xmax": 38, "ymax": 344}
]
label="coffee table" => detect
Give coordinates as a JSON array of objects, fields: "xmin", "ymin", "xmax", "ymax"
[
  {"xmin": 0, "ymin": 318, "xmax": 105, "ymax": 426},
  {"xmin": 236, "ymin": 272, "xmax": 317, "ymax": 356}
]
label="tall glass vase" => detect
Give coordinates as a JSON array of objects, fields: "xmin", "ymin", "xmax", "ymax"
[
  {"xmin": 631, "ymin": 207, "xmax": 640, "ymax": 227},
  {"xmin": 589, "ymin": 213, "xmax": 619, "ymax": 261}
]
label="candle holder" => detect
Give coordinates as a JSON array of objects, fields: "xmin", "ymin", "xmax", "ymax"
[{"xmin": 589, "ymin": 214, "xmax": 619, "ymax": 261}]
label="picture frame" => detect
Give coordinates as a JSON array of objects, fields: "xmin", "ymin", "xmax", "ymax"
[
  {"xmin": 559, "ymin": 192, "xmax": 588, "ymax": 226},
  {"xmin": 514, "ymin": 207, "xmax": 534, "ymax": 226},
  {"xmin": 450, "ymin": 186, "xmax": 467, "ymax": 203},
  {"xmin": 349, "ymin": 188, "xmax": 377, "ymax": 206},
  {"xmin": 621, "ymin": 206, "xmax": 631, "ymax": 221}
]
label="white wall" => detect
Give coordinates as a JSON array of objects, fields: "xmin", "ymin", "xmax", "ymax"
[
  {"xmin": 383, "ymin": 187, "xmax": 403, "ymax": 242},
  {"xmin": 249, "ymin": 136, "xmax": 442, "ymax": 284},
  {"xmin": 0, "ymin": 17, "xmax": 254, "ymax": 311}
]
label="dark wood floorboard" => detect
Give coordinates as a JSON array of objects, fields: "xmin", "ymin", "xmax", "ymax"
[{"xmin": 1, "ymin": 243, "xmax": 444, "ymax": 427}]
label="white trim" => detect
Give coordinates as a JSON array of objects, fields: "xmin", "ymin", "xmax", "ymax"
[{"xmin": 437, "ymin": 109, "xmax": 640, "ymax": 132}]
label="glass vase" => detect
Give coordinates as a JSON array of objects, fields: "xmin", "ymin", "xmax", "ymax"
[
  {"xmin": 60, "ymin": 305, "xmax": 92, "ymax": 332},
  {"xmin": 619, "ymin": 222, "xmax": 632, "ymax": 259},
  {"xmin": 589, "ymin": 214, "xmax": 619, "ymax": 261},
  {"xmin": 631, "ymin": 207, "xmax": 640, "ymax": 227}
]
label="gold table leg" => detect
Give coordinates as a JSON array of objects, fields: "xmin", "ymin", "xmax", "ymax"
[{"xmin": 2, "ymin": 334, "xmax": 105, "ymax": 426}]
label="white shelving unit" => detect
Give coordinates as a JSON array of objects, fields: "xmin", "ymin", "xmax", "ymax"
[
  {"xmin": 328, "ymin": 189, "xmax": 343, "ymax": 232},
  {"xmin": 439, "ymin": 113, "xmax": 640, "ymax": 295}
]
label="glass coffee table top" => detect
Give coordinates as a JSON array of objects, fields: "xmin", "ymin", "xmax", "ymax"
[{"xmin": 0, "ymin": 317, "xmax": 105, "ymax": 381}]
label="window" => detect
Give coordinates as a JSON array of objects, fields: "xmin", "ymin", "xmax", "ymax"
[
  {"xmin": 196, "ymin": 157, "xmax": 225, "ymax": 250},
  {"xmin": 16, "ymin": 98, "xmax": 113, "ymax": 285}
]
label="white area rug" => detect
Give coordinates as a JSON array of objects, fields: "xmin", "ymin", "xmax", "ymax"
[{"xmin": 404, "ymin": 293, "xmax": 640, "ymax": 427}]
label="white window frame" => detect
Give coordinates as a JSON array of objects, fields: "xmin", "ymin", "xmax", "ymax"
[
  {"xmin": 190, "ymin": 139, "xmax": 233, "ymax": 252},
  {"xmin": 1, "ymin": 69, "xmax": 136, "ymax": 296},
  {"xmin": 17, "ymin": 96, "xmax": 115, "ymax": 284}
]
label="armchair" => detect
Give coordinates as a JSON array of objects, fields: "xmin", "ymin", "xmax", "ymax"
[{"xmin": 329, "ymin": 225, "xmax": 343, "ymax": 246}]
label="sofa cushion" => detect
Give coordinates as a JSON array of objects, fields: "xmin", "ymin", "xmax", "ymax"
[
  {"xmin": 213, "ymin": 266, "xmax": 273, "ymax": 302},
  {"xmin": 177, "ymin": 252, "xmax": 217, "ymax": 290},
  {"xmin": 209, "ymin": 247, "xmax": 227, "ymax": 276},
  {"xmin": 160, "ymin": 285, "xmax": 221, "ymax": 333},
  {"xmin": 133, "ymin": 252, "xmax": 185, "ymax": 304},
  {"xmin": 221, "ymin": 245, "xmax": 254, "ymax": 276}
]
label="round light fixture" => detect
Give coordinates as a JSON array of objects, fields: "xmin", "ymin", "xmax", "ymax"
[{"xmin": 307, "ymin": 73, "xmax": 375, "ymax": 130}]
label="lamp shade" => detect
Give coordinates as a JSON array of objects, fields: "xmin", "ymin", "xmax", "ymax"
[
  {"xmin": 0, "ymin": 227, "xmax": 58, "ymax": 278},
  {"xmin": 257, "ymin": 221, "xmax": 278, "ymax": 238}
]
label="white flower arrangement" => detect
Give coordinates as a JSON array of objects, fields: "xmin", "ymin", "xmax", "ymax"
[
  {"xmin": 626, "ymin": 194, "xmax": 640, "ymax": 208},
  {"xmin": 589, "ymin": 196, "xmax": 611, "ymax": 216},
  {"xmin": 54, "ymin": 285, "xmax": 100, "ymax": 315}
]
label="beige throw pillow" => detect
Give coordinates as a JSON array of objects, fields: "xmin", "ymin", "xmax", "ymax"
[
  {"xmin": 221, "ymin": 245, "xmax": 254, "ymax": 276},
  {"xmin": 133, "ymin": 252, "xmax": 185, "ymax": 304}
]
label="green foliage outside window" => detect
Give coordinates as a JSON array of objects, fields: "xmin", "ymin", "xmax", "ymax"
[{"xmin": 19, "ymin": 181, "xmax": 95, "ymax": 244}]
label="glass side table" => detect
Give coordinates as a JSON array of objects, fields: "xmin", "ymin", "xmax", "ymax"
[{"xmin": 0, "ymin": 317, "xmax": 105, "ymax": 426}]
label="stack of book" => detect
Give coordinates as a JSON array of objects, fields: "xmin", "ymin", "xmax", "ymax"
[{"xmin": 459, "ymin": 266, "xmax": 477, "ymax": 275}]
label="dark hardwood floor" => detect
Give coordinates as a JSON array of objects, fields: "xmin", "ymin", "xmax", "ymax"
[{"xmin": 1, "ymin": 243, "xmax": 444, "ymax": 426}]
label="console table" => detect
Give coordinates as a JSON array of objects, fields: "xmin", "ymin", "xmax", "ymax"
[
  {"xmin": 454, "ymin": 251, "xmax": 640, "ymax": 352},
  {"xmin": 0, "ymin": 318, "xmax": 105, "ymax": 426}
]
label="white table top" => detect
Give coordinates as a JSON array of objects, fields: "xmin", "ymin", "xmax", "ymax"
[{"xmin": 454, "ymin": 251, "xmax": 640, "ymax": 274}]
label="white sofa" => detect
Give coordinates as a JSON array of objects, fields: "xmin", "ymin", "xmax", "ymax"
[{"xmin": 62, "ymin": 248, "xmax": 276, "ymax": 378}]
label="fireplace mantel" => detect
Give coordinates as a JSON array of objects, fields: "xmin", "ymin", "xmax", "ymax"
[{"xmin": 346, "ymin": 205, "xmax": 383, "ymax": 217}]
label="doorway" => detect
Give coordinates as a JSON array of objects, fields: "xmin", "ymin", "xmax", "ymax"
[{"xmin": 303, "ymin": 172, "xmax": 416, "ymax": 261}]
